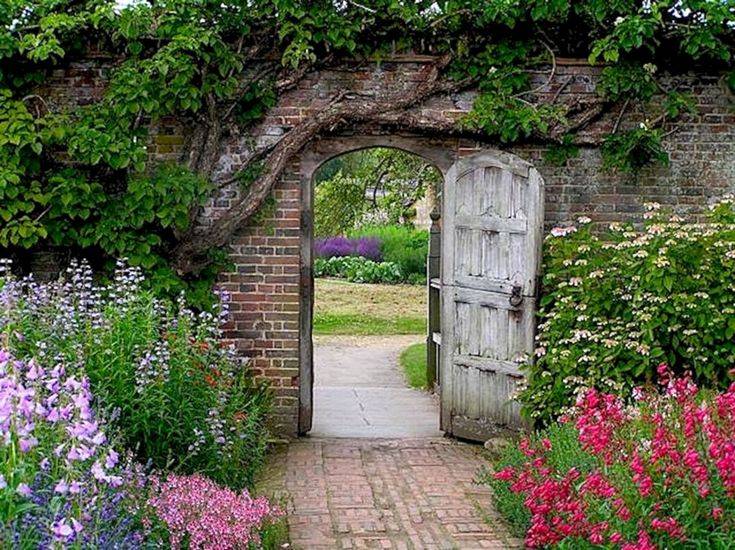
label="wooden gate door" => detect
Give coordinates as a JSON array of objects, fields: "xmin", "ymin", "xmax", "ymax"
[{"xmin": 440, "ymin": 152, "xmax": 544, "ymax": 441}]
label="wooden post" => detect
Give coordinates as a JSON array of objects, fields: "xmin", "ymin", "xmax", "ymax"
[{"xmin": 426, "ymin": 207, "xmax": 441, "ymax": 389}]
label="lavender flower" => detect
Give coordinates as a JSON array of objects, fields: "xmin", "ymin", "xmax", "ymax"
[
  {"xmin": 0, "ymin": 345, "xmax": 145, "ymax": 547},
  {"xmin": 315, "ymin": 235, "xmax": 382, "ymax": 261}
]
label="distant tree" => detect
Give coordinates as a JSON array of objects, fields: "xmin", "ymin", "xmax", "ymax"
[{"xmin": 314, "ymin": 148, "xmax": 441, "ymax": 236}]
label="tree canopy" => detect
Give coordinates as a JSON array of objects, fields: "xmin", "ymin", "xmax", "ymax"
[
  {"xmin": 314, "ymin": 148, "xmax": 441, "ymax": 237},
  {"xmin": 1, "ymin": 0, "xmax": 733, "ymax": 299}
]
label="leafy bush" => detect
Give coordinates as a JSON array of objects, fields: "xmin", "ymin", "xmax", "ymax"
[
  {"xmin": 348, "ymin": 225, "xmax": 428, "ymax": 279},
  {"xmin": 524, "ymin": 200, "xmax": 735, "ymax": 424},
  {"xmin": 487, "ymin": 366, "xmax": 735, "ymax": 548},
  {"xmin": 314, "ymin": 256, "xmax": 402, "ymax": 284},
  {"xmin": 1, "ymin": 260, "xmax": 271, "ymax": 490}
]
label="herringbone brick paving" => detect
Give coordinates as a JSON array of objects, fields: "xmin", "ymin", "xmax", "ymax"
[{"xmin": 267, "ymin": 437, "xmax": 522, "ymax": 550}]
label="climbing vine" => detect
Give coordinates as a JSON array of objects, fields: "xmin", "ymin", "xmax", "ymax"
[{"xmin": 0, "ymin": 0, "xmax": 733, "ymax": 298}]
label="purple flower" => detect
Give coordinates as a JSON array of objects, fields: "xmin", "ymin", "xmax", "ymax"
[
  {"xmin": 354, "ymin": 237, "xmax": 381, "ymax": 261},
  {"xmin": 52, "ymin": 519, "xmax": 73, "ymax": 539},
  {"xmin": 315, "ymin": 236, "xmax": 383, "ymax": 261},
  {"xmin": 315, "ymin": 236, "xmax": 355, "ymax": 258},
  {"xmin": 26, "ymin": 361, "xmax": 43, "ymax": 380},
  {"xmin": 106, "ymin": 449, "xmax": 119, "ymax": 469},
  {"xmin": 16, "ymin": 483, "xmax": 32, "ymax": 497},
  {"xmin": 19, "ymin": 437, "xmax": 37, "ymax": 452}
]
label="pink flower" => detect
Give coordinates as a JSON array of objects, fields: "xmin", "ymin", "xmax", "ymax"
[
  {"xmin": 493, "ymin": 467, "xmax": 515, "ymax": 481},
  {"xmin": 650, "ymin": 516, "xmax": 684, "ymax": 539},
  {"xmin": 491, "ymin": 372, "xmax": 735, "ymax": 548},
  {"xmin": 622, "ymin": 530, "xmax": 657, "ymax": 550},
  {"xmin": 148, "ymin": 474, "xmax": 280, "ymax": 550}
]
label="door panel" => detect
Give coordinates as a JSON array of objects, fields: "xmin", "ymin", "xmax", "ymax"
[{"xmin": 440, "ymin": 152, "xmax": 544, "ymax": 440}]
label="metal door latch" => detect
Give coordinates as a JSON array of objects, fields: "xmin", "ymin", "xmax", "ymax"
[{"xmin": 509, "ymin": 285, "xmax": 523, "ymax": 307}]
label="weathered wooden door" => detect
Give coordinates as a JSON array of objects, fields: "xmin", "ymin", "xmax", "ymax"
[{"xmin": 440, "ymin": 152, "xmax": 544, "ymax": 441}]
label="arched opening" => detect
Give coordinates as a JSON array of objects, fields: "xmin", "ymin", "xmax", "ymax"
[
  {"xmin": 306, "ymin": 145, "xmax": 443, "ymax": 438},
  {"xmin": 297, "ymin": 138, "xmax": 544, "ymax": 440}
]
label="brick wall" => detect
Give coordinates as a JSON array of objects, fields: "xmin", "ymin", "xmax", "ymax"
[{"xmin": 38, "ymin": 58, "xmax": 735, "ymax": 436}]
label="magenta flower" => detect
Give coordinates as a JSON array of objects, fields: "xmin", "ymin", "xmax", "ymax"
[
  {"xmin": 492, "ymin": 368, "xmax": 735, "ymax": 548},
  {"xmin": 148, "ymin": 473, "xmax": 280, "ymax": 549}
]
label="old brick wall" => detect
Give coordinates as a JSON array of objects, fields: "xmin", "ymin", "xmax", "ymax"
[{"xmin": 39, "ymin": 58, "xmax": 735, "ymax": 436}]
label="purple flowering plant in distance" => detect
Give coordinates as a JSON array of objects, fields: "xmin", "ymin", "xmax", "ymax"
[
  {"xmin": 314, "ymin": 236, "xmax": 382, "ymax": 261},
  {"xmin": 354, "ymin": 237, "xmax": 382, "ymax": 261}
]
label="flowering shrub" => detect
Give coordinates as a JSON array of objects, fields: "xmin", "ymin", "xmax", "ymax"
[
  {"xmin": 314, "ymin": 256, "xmax": 403, "ymax": 284},
  {"xmin": 524, "ymin": 199, "xmax": 735, "ymax": 423},
  {"xmin": 314, "ymin": 236, "xmax": 382, "ymax": 261},
  {"xmin": 0, "ymin": 348, "xmax": 146, "ymax": 547},
  {"xmin": 487, "ymin": 366, "xmax": 735, "ymax": 548},
  {"xmin": 147, "ymin": 473, "xmax": 280, "ymax": 549},
  {"xmin": 1, "ymin": 260, "xmax": 271, "ymax": 490},
  {"xmin": 316, "ymin": 226, "xmax": 430, "ymax": 283}
]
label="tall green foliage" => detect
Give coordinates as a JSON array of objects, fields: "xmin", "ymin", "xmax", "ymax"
[
  {"xmin": 314, "ymin": 148, "xmax": 441, "ymax": 236},
  {"xmin": 0, "ymin": 0, "xmax": 732, "ymax": 291}
]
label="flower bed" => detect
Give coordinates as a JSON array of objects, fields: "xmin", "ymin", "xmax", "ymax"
[
  {"xmin": 315, "ymin": 227, "xmax": 428, "ymax": 284},
  {"xmin": 314, "ymin": 256, "xmax": 404, "ymax": 284},
  {"xmin": 0, "ymin": 260, "xmax": 280, "ymax": 548},
  {"xmin": 487, "ymin": 365, "xmax": 735, "ymax": 549}
]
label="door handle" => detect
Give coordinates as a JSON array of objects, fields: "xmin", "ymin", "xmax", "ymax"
[{"xmin": 509, "ymin": 285, "xmax": 523, "ymax": 307}]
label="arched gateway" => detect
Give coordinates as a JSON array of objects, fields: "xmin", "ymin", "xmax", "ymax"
[
  {"xmin": 207, "ymin": 60, "xmax": 732, "ymax": 440},
  {"xmin": 297, "ymin": 136, "xmax": 544, "ymax": 440}
]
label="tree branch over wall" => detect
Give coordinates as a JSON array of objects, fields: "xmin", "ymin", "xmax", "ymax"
[{"xmin": 170, "ymin": 56, "xmax": 471, "ymax": 274}]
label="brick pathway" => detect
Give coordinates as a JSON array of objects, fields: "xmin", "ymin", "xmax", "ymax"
[{"xmin": 264, "ymin": 437, "xmax": 522, "ymax": 550}]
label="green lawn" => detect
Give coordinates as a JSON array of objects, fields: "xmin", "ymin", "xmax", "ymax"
[
  {"xmin": 313, "ymin": 278, "xmax": 426, "ymax": 336},
  {"xmin": 399, "ymin": 342, "xmax": 428, "ymax": 389}
]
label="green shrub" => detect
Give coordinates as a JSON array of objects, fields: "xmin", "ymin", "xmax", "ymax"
[
  {"xmin": 348, "ymin": 225, "xmax": 428, "ymax": 279},
  {"xmin": 314, "ymin": 256, "xmax": 403, "ymax": 284},
  {"xmin": 2, "ymin": 261, "xmax": 271, "ymax": 490},
  {"xmin": 523, "ymin": 200, "xmax": 735, "ymax": 424}
]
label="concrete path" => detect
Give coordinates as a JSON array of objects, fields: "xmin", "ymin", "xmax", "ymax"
[
  {"xmin": 261, "ymin": 438, "xmax": 523, "ymax": 549},
  {"xmin": 311, "ymin": 335, "xmax": 442, "ymax": 438}
]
